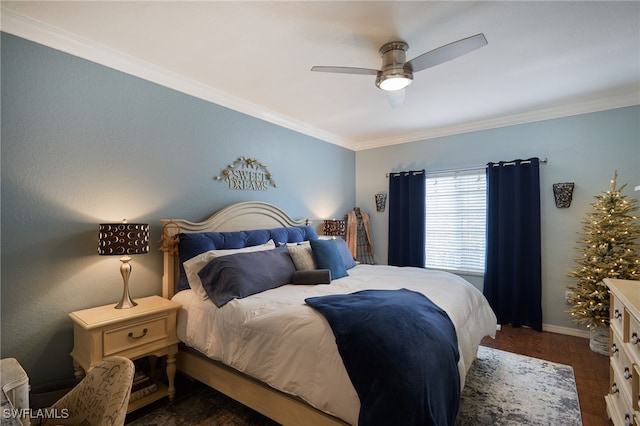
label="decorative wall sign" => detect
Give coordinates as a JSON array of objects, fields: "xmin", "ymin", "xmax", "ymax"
[{"xmin": 216, "ymin": 157, "xmax": 276, "ymax": 191}]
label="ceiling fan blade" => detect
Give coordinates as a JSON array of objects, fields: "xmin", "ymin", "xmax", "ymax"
[
  {"xmin": 311, "ymin": 66, "xmax": 379, "ymax": 76},
  {"xmin": 387, "ymin": 88, "xmax": 405, "ymax": 109},
  {"xmin": 406, "ymin": 33, "xmax": 487, "ymax": 73}
]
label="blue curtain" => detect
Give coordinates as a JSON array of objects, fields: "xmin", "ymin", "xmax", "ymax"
[
  {"xmin": 388, "ymin": 170, "xmax": 425, "ymax": 267},
  {"xmin": 483, "ymin": 158, "xmax": 542, "ymax": 331}
]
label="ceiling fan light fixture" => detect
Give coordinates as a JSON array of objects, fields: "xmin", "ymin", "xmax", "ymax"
[
  {"xmin": 376, "ymin": 73, "xmax": 413, "ymax": 91},
  {"xmin": 311, "ymin": 34, "xmax": 487, "ymax": 104}
]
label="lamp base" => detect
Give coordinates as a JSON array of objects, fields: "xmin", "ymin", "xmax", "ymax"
[
  {"xmin": 115, "ymin": 293, "xmax": 138, "ymax": 309},
  {"xmin": 115, "ymin": 255, "xmax": 137, "ymax": 309}
]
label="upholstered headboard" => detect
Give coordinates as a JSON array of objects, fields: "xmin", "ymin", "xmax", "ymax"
[{"xmin": 160, "ymin": 201, "xmax": 311, "ymax": 299}]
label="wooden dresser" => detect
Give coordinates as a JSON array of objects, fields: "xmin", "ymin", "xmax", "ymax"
[{"xmin": 605, "ymin": 278, "xmax": 640, "ymax": 426}]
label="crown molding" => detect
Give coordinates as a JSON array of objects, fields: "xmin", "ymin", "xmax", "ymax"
[
  {"xmin": 3, "ymin": 8, "xmax": 637, "ymax": 153},
  {"xmin": 0, "ymin": 8, "xmax": 352, "ymax": 150},
  {"xmin": 352, "ymin": 92, "xmax": 640, "ymax": 151}
]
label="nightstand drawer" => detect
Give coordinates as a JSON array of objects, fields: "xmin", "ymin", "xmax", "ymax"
[{"xmin": 104, "ymin": 316, "xmax": 169, "ymax": 356}]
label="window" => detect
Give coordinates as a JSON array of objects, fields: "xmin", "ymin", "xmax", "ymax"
[{"xmin": 425, "ymin": 171, "xmax": 486, "ymax": 275}]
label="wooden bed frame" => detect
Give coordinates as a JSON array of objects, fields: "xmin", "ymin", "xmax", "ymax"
[{"xmin": 161, "ymin": 201, "xmax": 348, "ymax": 426}]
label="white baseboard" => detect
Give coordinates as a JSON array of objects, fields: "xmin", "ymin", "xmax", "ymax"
[
  {"xmin": 495, "ymin": 323, "xmax": 590, "ymax": 338},
  {"xmin": 542, "ymin": 324, "xmax": 590, "ymax": 338}
]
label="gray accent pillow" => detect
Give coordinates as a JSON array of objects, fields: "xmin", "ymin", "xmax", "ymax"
[
  {"xmin": 287, "ymin": 241, "xmax": 317, "ymax": 271},
  {"xmin": 292, "ymin": 269, "xmax": 331, "ymax": 284}
]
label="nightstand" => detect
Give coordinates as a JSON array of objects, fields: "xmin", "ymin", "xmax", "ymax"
[{"xmin": 69, "ymin": 295, "xmax": 181, "ymax": 412}]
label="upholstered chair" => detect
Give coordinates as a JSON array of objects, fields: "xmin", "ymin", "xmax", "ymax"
[{"xmin": 41, "ymin": 356, "xmax": 135, "ymax": 426}]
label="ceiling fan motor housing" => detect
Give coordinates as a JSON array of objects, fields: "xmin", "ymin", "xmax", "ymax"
[{"xmin": 376, "ymin": 41, "xmax": 413, "ymax": 91}]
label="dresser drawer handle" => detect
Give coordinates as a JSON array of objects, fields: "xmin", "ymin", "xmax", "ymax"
[
  {"xmin": 614, "ymin": 309, "xmax": 622, "ymax": 320},
  {"xmin": 611, "ymin": 383, "xmax": 619, "ymax": 394},
  {"xmin": 624, "ymin": 414, "xmax": 632, "ymax": 426},
  {"xmin": 611, "ymin": 343, "xmax": 618, "ymax": 354},
  {"xmin": 631, "ymin": 332, "xmax": 638, "ymax": 345},
  {"xmin": 128, "ymin": 328, "xmax": 148, "ymax": 340},
  {"xmin": 623, "ymin": 367, "xmax": 632, "ymax": 380}
]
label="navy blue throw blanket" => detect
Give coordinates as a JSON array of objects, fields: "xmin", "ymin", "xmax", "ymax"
[{"xmin": 305, "ymin": 289, "xmax": 460, "ymax": 426}]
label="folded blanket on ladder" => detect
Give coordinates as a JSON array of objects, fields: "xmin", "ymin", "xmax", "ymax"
[{"xmin": 306, "ymin": 288, "xmax": 460, "ymax": 426}]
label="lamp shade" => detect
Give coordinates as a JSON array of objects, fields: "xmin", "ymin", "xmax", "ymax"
[
  {"xmin": 323, "ymin": 219, "xmax": 346, "ymax": 237},
  {"xmin": 98, "ymin": 222, "xmax": 149, "ymax": 256}
]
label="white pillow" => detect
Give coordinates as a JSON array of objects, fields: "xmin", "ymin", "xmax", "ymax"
[{"xmin": 184, "ymin": 240, "xmax": 276, "ymax": 300}]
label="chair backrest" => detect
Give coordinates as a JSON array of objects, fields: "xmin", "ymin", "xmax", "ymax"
[{"xmin": 42, "ymin": 356, "xmax": 135, "ymax": 426}]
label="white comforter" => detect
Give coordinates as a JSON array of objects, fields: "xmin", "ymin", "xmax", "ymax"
[{"xmin": 172, "ymin": 264, "xmax": 497, "ymax": 425}]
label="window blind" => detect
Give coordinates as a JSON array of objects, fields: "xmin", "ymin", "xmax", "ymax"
[{"xmin": 425, "ymin": 171, "xmax": 486, "ymax": 275}]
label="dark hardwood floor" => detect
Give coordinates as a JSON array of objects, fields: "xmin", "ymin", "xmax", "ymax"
[
  {"xmin": 481, "ymin": 325, "xmax": 611, "ymax": 426},
  {"xmin": 127, "ymin": 325, "xmax": 611, "ymax": 425}
]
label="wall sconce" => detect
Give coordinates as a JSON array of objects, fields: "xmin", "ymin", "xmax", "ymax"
[
  {"xmin": 98, "ymin": 220, "xmax": 149, "ymax": 309},
  {"xmin": 375, "ymin": 193, "xmax": 387, "ymax": 212},
  {"xmin": 552, "ymin": 182, "xmax": 574, "ymax": 208},
  {"xmin": 323, "ymin": 219, "xmax": 346, "ymax": 238}
]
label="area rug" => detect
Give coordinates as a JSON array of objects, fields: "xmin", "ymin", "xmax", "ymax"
[
  {"xmin": 456, "ymin": 346, "xmax": 582, "ymax": 425},
  {"xmin": 126, "ymin": 346, "xmax": 582, "ymax": 426}
]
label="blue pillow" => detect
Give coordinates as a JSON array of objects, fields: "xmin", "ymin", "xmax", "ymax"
[
  {"xmin": 271, "ymin": 225, "xmax": 319, "ymax": 245},
  {"xmin": 176, "ymin": 226, "xmax": 318, "ymax": 290},
  {"xmin": 198, "ymin": 245, "xmax": 296, "ymax": 307},
  {"xmin": 335, "ymin": 239, "xmax": 357, "ymax": 270},
  {"xmin": 177, "ymin": 231, "xmax": 262, "ymax": 290},
  {"xmin": 310, "ymin": 239, "xmax": 348, "ymax": 279},
  {"xmin": 177, "ymin": 233, "xmax": 218, "ymax": 290}
]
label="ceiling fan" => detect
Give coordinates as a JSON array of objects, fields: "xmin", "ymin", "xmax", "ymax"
[{"xmin": 311, "ymin": 33, "xmax": 487, "ymax": 107}]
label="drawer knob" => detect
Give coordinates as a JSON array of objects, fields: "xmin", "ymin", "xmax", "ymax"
[
  {"xmin": 631, "ymin": 332, "xmax": 639, "ymax": 345},
  {"xmin": 614, "ymin": 309, "xmax": 622, "ymax": 320},
  {"xmin": 128, "ymin": 328, "xmax": 148, "ymax": 340},
  {"xmin": 623, "ymin": 367, "xmax": 632, "ymax": 380},
  {"xmin": 611, "ymin": 383, "xmax": 619, "ymax": 394},
  {"xmin": 611, "ymin": 343, "xmax": 619, "ymax": 354},
  {"xmin": 624, "ymin": 414, "xmax": 632, "ymax": 426}
]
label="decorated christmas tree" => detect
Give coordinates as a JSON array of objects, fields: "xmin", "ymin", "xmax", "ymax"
[{"xmin": 567, "ymin": 172, "xmax": 640, "ymax": 330}]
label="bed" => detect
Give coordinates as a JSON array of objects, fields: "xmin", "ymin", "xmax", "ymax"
[{"xmin": 161, "ymin": 201, "xmax": 497, "ymax": 425}]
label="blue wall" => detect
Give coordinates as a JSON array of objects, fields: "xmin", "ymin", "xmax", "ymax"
[
  {"xmin": 1, "ymin": 33, "xmax": 355, "ymax": 385},
  {"xmin": 356, "ymin": 106, "xmax": 639, "ymax": 332},
  {"xmin": 2, "ymin": 31, "xmax": 639, "ymax": 386}
]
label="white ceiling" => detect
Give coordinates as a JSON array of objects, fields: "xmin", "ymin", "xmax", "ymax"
[{"xmin": 2, "ymin": 1, "xmax": 639, "ymax": 151}]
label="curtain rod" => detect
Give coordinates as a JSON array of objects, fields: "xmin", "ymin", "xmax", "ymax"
[{"xmin": 386, "ymin": 157, "xmax": 548, "ymax": 177}]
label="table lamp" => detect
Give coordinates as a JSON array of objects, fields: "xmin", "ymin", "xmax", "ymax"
[
  {"xmin": 98, "ymin": 220, "xmax": 149, "ymax": 309},
  {"xmin": 323, "ymin": 219, "xmax": 346, "ymax": 238}
]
